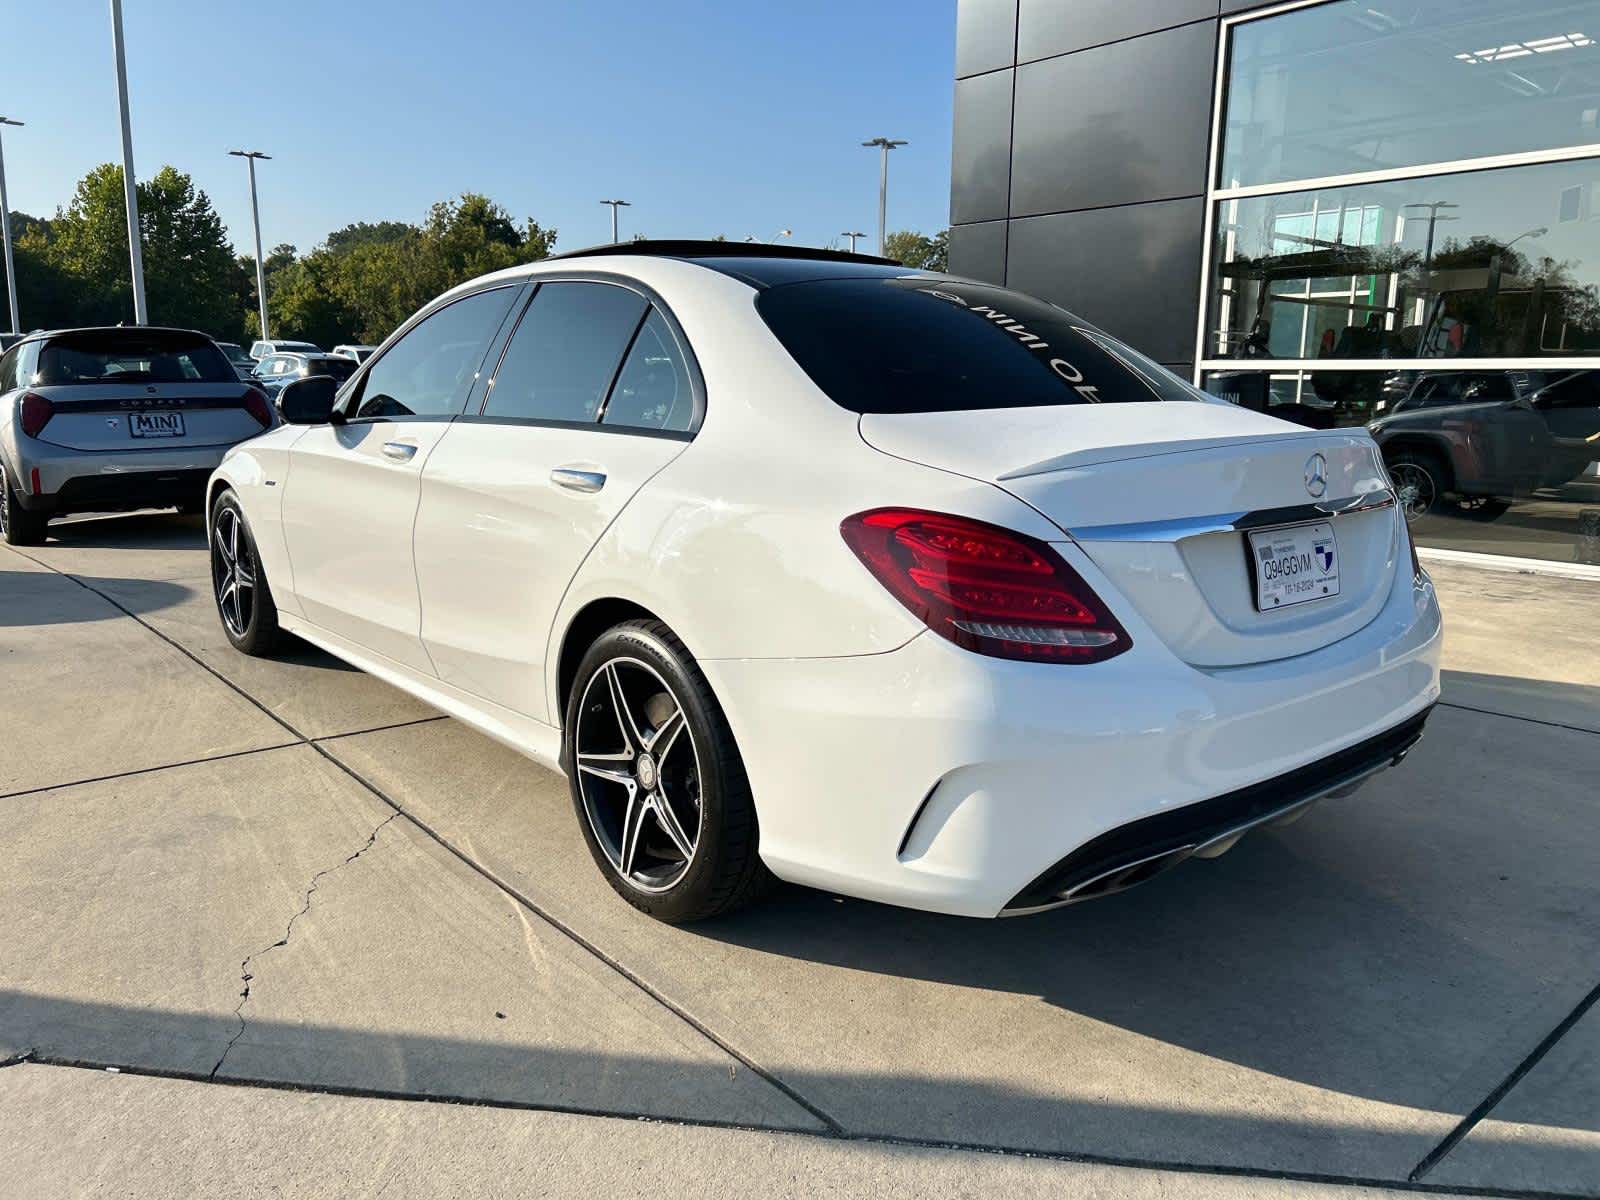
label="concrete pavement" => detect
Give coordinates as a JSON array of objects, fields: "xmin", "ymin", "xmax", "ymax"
[{"xmin": 1, "ymin": 513, "xmax": 1596, "ymax": 1197}]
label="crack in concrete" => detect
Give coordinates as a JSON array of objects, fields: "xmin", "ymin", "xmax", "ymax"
[{"xmin": 209, "ymin": 811, "xmax": 401, "ymax": 1080}]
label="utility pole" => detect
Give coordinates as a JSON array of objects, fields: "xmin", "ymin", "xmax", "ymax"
[
  {"xmin": 0, "ymin": 117, "xmax": 22, "ymax": 334},
  {"xmin": 600, "ymin": 199, "xmax": 631, "ymax": 244},
  {"xmin": 230, "ymin": 151, "xmax": 272, "ymax": 340},
  {"xmin": 841, "ymin": 230, "xmax": 866, "ymax": 253},
  {"xmin": 109, "ymin": 0, "xmax": 148, "ymax": 324},
  {"xmin": 861, "ymin": 137, "xmax": 907, "ymax": 256}
]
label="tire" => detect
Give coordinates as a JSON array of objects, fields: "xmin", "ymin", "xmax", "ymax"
[
  {"xmin": 564, "ymin": 619, "xmax": 773, "ymax": 922},
  {"xmin": 209, "ymin": 489, "xmax": 283, "ymax": 657},
  {"xmin": 0, "ymin": 461, "xmax": 47, "ymax": 546},
  {"xmin": 1385, "ymin": 449, "xmax": 1448, "ymax": 522},
  {"xmin": 1451, "ymin": 496, "xmax": 1511, "ymax": 522}
]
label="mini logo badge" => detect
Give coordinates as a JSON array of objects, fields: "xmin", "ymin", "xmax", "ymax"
[{"xmin": 1304, "ymin": 452, "xmax": 1328, "ymax": 498}]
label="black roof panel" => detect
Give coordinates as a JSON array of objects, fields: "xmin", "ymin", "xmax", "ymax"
[{"xmin": 545, "ymin": 238, "xmax": 929, "ymax": 287}]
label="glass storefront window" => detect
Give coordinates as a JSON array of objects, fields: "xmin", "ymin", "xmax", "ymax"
[
  {"xmin": 1221, "ymin": 0, "xmax": 1600, "ymax": 189},
  {"xmin": 1202, "ymin": 368, "xmax": 1600, "ymax": 566},
  {"xmin": 1204, "ymin": 157, "xmax": 1600, "ymax": 362}
]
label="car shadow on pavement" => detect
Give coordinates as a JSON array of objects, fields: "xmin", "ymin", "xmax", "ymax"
[
  {"xmin": 0, "ymin": 988, "xmax": 1550, "ymax": 1182},
  {"xmin": 676, "ymin": 695, "xmax": 1600, "ymax": 1126},
  {"xmin": 40, "ymin": 511, "xmax": 207, "ymax": 551},
  {"xmin": 0, "ymin": 571, "xmax": 194, "ymax": 625}
]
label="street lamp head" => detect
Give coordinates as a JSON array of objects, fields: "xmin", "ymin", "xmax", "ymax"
[
  {"xmin": 0, "ymin": 117, "xmax": 23, "ymax": 128},
  {"xmin": 229, "ymin": 150, "xmax": 271, "ymax": 160},
  {"xmin": 599, "ymin": 199, "xmax": 632, "ymax": 208},
  {"xmin": 862, "ymin": 136, "xmax": 908, "ymax": 150}
]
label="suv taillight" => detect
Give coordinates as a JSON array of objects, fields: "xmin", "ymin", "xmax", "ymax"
[
  {"xmin": 840, "ymin": 508, "xmax": 1131, "ymax": 663},
  {"xmin": 19, "ymin": 392, "xmax": 53, "ymax": 438},
  {"xmin": 242, "ymin": 386, "xmax": 273, "ymax": 428}
]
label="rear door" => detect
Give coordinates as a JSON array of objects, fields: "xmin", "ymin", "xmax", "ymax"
[
  {"xmin": 280, "ymin": 284, "xmax": 523, "ymax": 672},
  {"xmin": 414, "ymin": 279, "xmax": 699, "ymax": 721}
]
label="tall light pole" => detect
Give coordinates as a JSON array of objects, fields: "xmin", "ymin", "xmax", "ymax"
[
  {"xmin": 841, "ymin": 230, "xmax": 866, "ymax": 253},
  {"xmin": 1403, "ymin": 201, "xmax": 1459, "ymax": 270},
  {"xmin": 230, "ymin": 151, "xmax": 272, "ymax": 340},
  {"xmin": 861, "ymin": 137, "xmax": 907, "ymax": 256},
  {"xmin": 109, "ymin": 0, "xmax": 148, "ymax": 324},
  {"xmin": 600, "ymin": 199, "xmax": 631, "ymax": 244},
  {"xmin": 0, "ymin": 117, "xmax": 22, "ymax": 335}
]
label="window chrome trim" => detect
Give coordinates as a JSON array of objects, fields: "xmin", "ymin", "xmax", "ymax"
[
  {"xmin": 1071, "ymin": 489, "xmax": 1394, "ymax": 543},
  {"xmin": 1214, "ymin": 141, "xmax": 1600, "ymax": 202},
  {"xmin": 1200, "ymin": 357, "xmax": 1600, "ymax": 374}
]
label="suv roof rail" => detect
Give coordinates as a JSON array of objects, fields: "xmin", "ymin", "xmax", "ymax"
[{"xmin": 545, "ymin": 239, "xmax": 902, "ymax": 267}]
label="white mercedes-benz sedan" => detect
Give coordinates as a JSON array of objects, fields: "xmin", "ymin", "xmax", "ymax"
[{"xmin": 207, "ymin": 242, "xmax": 1442, "ymax": 923}]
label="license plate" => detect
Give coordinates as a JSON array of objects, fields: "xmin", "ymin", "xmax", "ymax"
[
  {"xmin": 130, "ymin": 412, "xmax": 185, "ymax": 438},
  {"xmin": 1248, "ymin": 521, "xmax": 1340, "ymax": 611}
]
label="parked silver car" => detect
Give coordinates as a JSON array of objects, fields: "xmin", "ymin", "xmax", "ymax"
[{"xmin": 0, "ymin": 327, "xmax": 275, "ymax": 545}]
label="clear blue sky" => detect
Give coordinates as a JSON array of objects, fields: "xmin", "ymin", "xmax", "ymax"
[{"xmin": 3, "ymin": 0, "xmax": 955, "ymax": 257}]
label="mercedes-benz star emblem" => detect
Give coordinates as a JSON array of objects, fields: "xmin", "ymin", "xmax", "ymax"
[{"xmin": 1304, "ymin": 452, "xmax": 1329, "ymax": 498}]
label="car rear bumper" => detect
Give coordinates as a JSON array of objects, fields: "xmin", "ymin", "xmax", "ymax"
[
  {"xmin": 12, "ymin": 441, "xmax": 229, "ymax": 515},
  {"xmin": 699, "ymin": 551, "xmax": 1443, "ymax": 919}
]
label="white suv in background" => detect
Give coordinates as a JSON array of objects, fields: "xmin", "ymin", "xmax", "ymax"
[{"xmin": 248, "ymin": 339, "xmax": 321, "ymax": 360}]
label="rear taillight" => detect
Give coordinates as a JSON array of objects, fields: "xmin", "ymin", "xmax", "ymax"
[
  {"xmin": 242, "ymin": 386, "xmax": 273, "ymax": 428},
  {"xmin": 840, "ymin": 508, "xmax": 1131, "ymax": 663},
  {"xmin": 19, "ymin": 392, "xmax": 53, "ymax": 438}
]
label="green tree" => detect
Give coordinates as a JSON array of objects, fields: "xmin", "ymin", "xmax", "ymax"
[
  {"xmin": 883, "ymin": 228, "xmax": 948, "ymax": 272},
  {"xmin": 38, "ymin": 163, "xmax": 245, "ymax": 337},
  {"xmin": 324, "ymin": 220, "xmax": 413, "ymax": 256}
]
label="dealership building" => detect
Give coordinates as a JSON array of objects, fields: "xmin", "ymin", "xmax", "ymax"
[{"xmin": 949, "ymin": 0, "xmax": 1600, "ymax": 566}]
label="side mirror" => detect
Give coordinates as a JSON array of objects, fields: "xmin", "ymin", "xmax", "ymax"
[{"xmin": 278, "ymin": 375, "xmax": 342, "ymax": 425}]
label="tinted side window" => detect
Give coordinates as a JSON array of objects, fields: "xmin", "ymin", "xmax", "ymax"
[
  {"xmin": 0, "ymin": 346, "xmax": 18, "ymax": 393},
  {"xmin": 483, "ymin": 282, "xmax": 647, "ymax": 423},
  {"xmin": 1537, "ymin": 371, "xmax": 1600, "ymax": 410},
  {"xmin": 354, "ymin": 287, "xmax": 518, "ymax": 419},
  {"xmin": 602, "ymin": 309, "xmax": 694, "ymax": 433}
]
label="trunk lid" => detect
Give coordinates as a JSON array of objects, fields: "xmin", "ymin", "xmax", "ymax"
[
  {"xmin": 30, "ymin": 383, "xmax": 265, "ymax": 451},
  {"xmin": 859, "ymin": 401, "xmax": 1402, "ymax": 667}
]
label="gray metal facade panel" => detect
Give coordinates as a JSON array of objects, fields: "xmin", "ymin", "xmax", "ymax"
[
  {"xmin": 1017, "ymin": 0, "xmax": 1218, "ymax": 61},
  {"xmin": 951, "ymin": 70, "xmax": 1016, "ymax": 225},
  {"xmin": 956, "ymin": 0, "xmax": 1019, "ymax": 78},
  {"xmin": 1009, "ymin": 20, "xmax": 1217, "ymax": 217},
  {"xmin": 1005, "ymin": 197, "xmax": 1206, "ymax": 365}
]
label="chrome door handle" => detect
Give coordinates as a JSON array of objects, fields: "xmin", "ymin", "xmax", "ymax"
[
  {"xmin": 381, "ymin": 441, "xmax": 418, "ymax": 462},
  {"xmin": 551, "ymin": 467, "xmax": 606, "ymax": 494}
]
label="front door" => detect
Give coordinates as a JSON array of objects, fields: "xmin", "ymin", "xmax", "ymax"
[
  {"xmin": 414, "ymin": 281, "xmax": 699, "ymax": 721},
  {"xmin": 281, "ymin": 284, "xmax": 523, "ymax": 672}
]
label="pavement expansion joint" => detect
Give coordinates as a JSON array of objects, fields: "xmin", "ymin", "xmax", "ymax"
[{"xmin": 209, "ymin": 810, "xmax": 402, "ymax": 1080}]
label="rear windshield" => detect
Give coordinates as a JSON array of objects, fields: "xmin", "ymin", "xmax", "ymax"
[
  {"xmin": 755, "ymin": 278, "xmax": 1207, "ymax": 414},
  {"xmin": 305, "ymin": 357, "xmax": 358, "ymax": 380},
  {"xmin": 37, "ymin": 331, "xmax": 237, "ymax": 385}
]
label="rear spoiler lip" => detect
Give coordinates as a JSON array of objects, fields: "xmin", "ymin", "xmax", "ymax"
[{"xmin": 996, "ymin": 429, "xmax": 1369, "ymax": 481}]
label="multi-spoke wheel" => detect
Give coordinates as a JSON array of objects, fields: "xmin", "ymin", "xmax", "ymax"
[
  {"xmin": 0, "ymin": 461, "xmax": 47, "ymax": 546},
  {"xmin": 1385, "ymin": 450, "xmax": 1446, "ymax": 523},
  {"xmin": 574, "ymin": 658, "xmax": 702, "ymax": 892},
  {"xmin": 209, "ymin": 490, "xmax": 283, "ymax": 656},
  {"xmin": 565, "ymin": 620, "xmax": 773, "ymax": 922}
]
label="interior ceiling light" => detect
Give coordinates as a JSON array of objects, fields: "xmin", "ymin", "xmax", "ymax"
[{"xmin": 1455, "ymin": 32, "xmax": 1593, "ymax": 64}]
